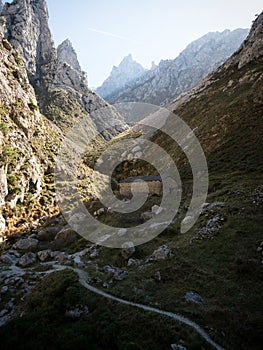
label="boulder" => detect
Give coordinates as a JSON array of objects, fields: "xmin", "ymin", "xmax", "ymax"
[
  {"xmin": 114, "ymin": 268, "xmax": 129, "ymax": 281},
  {"xmin": 37, "ymin": 250, "xmax": 51, "ymax": 262},
  {"xmin": 37, "ymin": 226, "xmax": 63, "ymax": 241},
  {"xmin": 127, "ymin": 258, "xmax": 141, "ymax": 267},
  {"xmin": 0, "ymin": 252, "xmax": 19, "ymax": 265},
  {"xmin": 121, "ymin": 241, "xmax": 135, "ymax": 259},
  {"xmin": 13, "ymin": 238, "xmax": 38, "ymax": 250},
  {"xmin": 152, "ymin": 245, "xmax": 173, "ymax": 260},
  {"xmin": 152, "ymin": 205, "xmax": 163, "ymax": 215},
  {"xmin": 18, "ymin": 252, "xmax": 37, "ymax": 267},
  {"xmin": 171, "ymin": 345, "xmax": 187, "ymax": 350},
  {"xmin": 103, "ymin": 265, "xmax": 116, "ymax": 276},
  {"xmin": 141, "ymin": 211, "xmax": 154, "ymax": 221},
  {"xmin": 154, "ymin": 271, "xmax": 162, "ymax": 282},
  {"xmin": 185, "ymin": 291, "xmax": 205, "ymax": 304},
  {"xmin": 65, "ymin": 305, "xmax": 89, "ymax": 318},
  {"xmin": 55, "ymin": 228, "xmax": 78, "ymax": 247}
]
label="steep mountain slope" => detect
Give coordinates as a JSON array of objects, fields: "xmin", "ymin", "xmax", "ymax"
[
  {"xmin": 96, "ymin": 54, "xmax": 147, "ymax": 99},
  {"xmin": 1, "ymin": 0, "xmax": 126, "ymax": 138},
  {"xmin": 164, "ymin": 15, "xmax": 263, "ymax": 175},
  {"xmin": 0, "ymin": 32, "xmax": 61, "ymax": 236},
  {"xmin": 106, "ymin": 29, "xmax": 249, "ymax": 106}
]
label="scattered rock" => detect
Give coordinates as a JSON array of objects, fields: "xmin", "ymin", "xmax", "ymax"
[
  {"xmin": 103, "ymin": 265, "xmax": 116, "ymax": 276},
  {"xmin": 152, "ymin": 205, "xmax": 163, "ymax": 215},
  {"xmin": 89, "ymin": 249, "xmax": 98, "ymax": 259},
  {"xmin": 114, "ymin": 268, "xmax": 128, "ymax": 281},
  {"xmin": 127, "ymin": 258, "xmax": 141, "ymax": 267},
  {"xmin": 154, "ymin": 271, "xmax": 162, "ymax": 282},
  {"xmin": 0, "ymin": 252, "xmax": 19, "ymax": 265},
  {"xmin": 1, "ymin": 286, "xmax": 8, "ymax": 294},
  {"xmin": 55, "ymin": 228, "xmax": 78, "ymax": 246},
  {"xmin": 171, "ymin": 344, "xmax": 187, "ymax": 350},
  {"xmin": 185, "ymin": 291, "xmax": 205, "ymax": 304},
  {"xmin": 201, "ymin": 202, "xmax": 225, "ymax": 214},
  {"xmin": 13, "ymin": 238, "xmax": 38, "ymax": 250},
  {"xmin": 73, "ymin": 256, "xmax": 86, "ymax": 268},
  {"xmin": 37, "ymin": 250, "xmax": 51, "ymax": 262},
  {"xmin": 18, "ymin": 253, "xmax": 37, "ymax": 267},
  {"xmin": 57, "ymin": 252, "xmax": 71, "ymax": 264},
  {"xmin": 152, "ymin": 245, "xmax": 173, "ymax": 260},
  {"xmin": 96, "ymin": 208, "xmax": 106, "ymax": 216},
  {"xmin": 50, "ymin": 251, "xmax": 61, "ymax": 259},
  {"xmin": 37, "ymin": 226, "xmax": 63, "ymax": 241},
  {"xmin": 65, "ymin": 306, "xmax": 89, "ymax": 319},
  {"xmin": 199, "ymin": 215, "xmax": 225, "ymax": 235},
  {"xmin": 141, "ymin": 211, "xmax": 154, "ymax": 221},
  {"xmin": 121, "ymin": 241, "xmax": 135, "ymax": 259}
]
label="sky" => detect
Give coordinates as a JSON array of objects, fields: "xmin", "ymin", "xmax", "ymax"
[{"xmin": 35, "ymin": 1, "xmax": 262, "ymax": 87}]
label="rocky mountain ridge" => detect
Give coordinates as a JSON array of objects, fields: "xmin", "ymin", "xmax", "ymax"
[
  {"xmin": 0, "ymin": 0, "xmax": 126, "ymax": 137},
  {"xmin": 96, "ymin": 54, "xmax": 147, "ymax": 99},
  {"xmin": 57, "ymin": 39, "xmax": 82, "ymax": 72},
  {"xmin": 105, "ymin": 28, "xmax": 249, "ymax": 106}
]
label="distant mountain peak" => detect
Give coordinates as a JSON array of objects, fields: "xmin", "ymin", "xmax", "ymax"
[
  {"xmin": 96, "ymin": 54, "xmax": 147, "ymax": 99},
  {"xmin": 57, "ymin": 39, "xmax": 81, "ymax": 71},
  {"xmin": 105, "ymin": 28, "xmax": 249, "ymax": 106}
]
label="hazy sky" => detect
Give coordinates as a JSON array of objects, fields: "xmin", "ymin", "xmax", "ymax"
[{"xmin": 44, "ymin": 1, "xmax": 261, "ymax": 87}]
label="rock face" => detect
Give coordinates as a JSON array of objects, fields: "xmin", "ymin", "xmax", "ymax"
[
  {"xmin": 0, "ymin": 32, "xmax": 60, "ymax": 235},
  {"xmin": 96, "ymin": 54, "xmax": 147, "ymax": 99},
  {"xmin": 0, "ymin": 0, "xmax": 127, "ymax": 236},
  {"xmin": 105, "ymin": 29, "xmax": 249, "ymax": 107},
  {"xmin": 1, "ymin": 0, "xmax": 126, "ymax": 137},
  {"xmin": 57, "ymin": 39, "xmax": 82, "ymax": 72}
]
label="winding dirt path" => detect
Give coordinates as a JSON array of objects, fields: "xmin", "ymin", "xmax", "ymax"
[
  {"xmin": 0, "ymin": 260, "xmax": 225, "ymax": 350},
  {"xmin": 52, "ymin": 265, "xmax": 225, "ymax": 350}
]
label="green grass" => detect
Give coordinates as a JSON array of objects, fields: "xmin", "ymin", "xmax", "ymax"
[{"xmin": 0, "ymin": 270, "xmax": 212, "ymax": 350}]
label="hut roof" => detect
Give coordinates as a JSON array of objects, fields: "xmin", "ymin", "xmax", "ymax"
[{"xmin": 120, "ymin": 176, "xmax": 162, "ymax": 183}]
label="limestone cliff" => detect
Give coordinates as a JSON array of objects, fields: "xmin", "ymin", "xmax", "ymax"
[
  {"xmin": 0, "ymin": 33, "xmax": 61, "ymax": 236},
  {"xmin": 1, "ymin": 0, "xmax": 126, "ymax": 137}
]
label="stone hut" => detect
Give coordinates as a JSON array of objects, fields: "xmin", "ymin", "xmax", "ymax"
[{"xmin": 119, "ymin": 176, "xmax": 162, "ymax": 197}]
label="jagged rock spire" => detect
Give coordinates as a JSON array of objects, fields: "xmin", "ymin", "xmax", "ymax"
[{"xmin": 57, "ymin": 39, "xmax": 82, "ymax": 72}]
